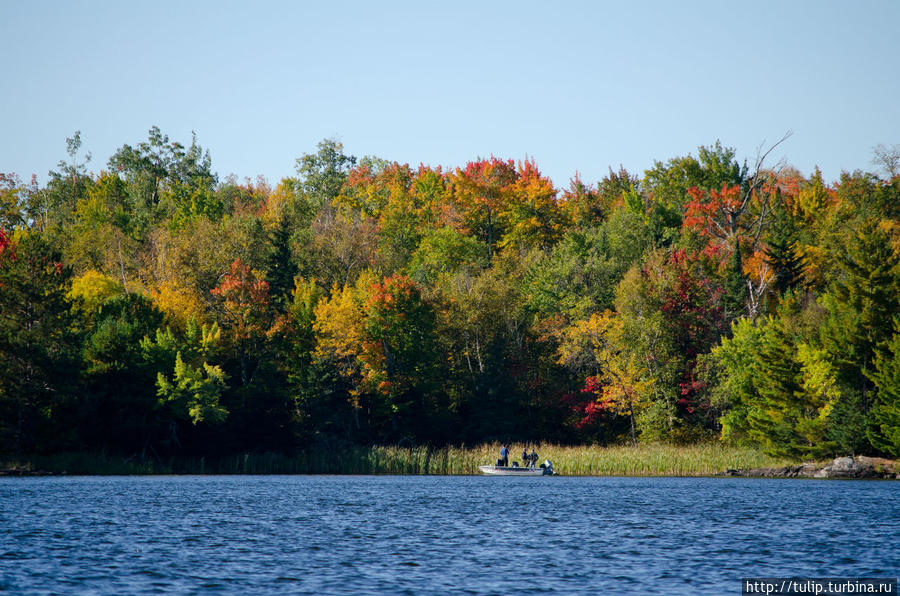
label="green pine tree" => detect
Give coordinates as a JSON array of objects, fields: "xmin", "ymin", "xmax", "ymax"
[
  {"xmin": 723, "ymin": 244, "xmax": 747, "ymax": 321},
  {"xmin": 765, "ymin": 202, "xmax": 804, "ymax": 295},
  {"xmin": 265, "ymin": 215, "xmax": 298, "ymax": 311},
  {"xmin": 820, "ymin": 218, "xmax": 900, "ymax": 413},
  {"xmin": 0, "ymin": 232, "xmax": 79, "ymax": 454},
  {"xmin": 866, "ymin": 317, "xmax": 900, "ymax": 456}
]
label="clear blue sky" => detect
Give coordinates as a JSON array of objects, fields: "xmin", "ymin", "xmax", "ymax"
[{"xmin": 2, "ymin": 0, "xmax": 898, "ymax": 189}]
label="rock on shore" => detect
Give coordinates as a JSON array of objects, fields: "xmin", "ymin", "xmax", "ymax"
[{"xmin": 723, "ymin": 456, "xmax": 898, "ymax": 479}]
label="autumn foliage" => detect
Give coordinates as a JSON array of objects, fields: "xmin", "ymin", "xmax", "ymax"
[{"xmin": 2, "ymin": 130, "xmax": 900, "ymax": 459}]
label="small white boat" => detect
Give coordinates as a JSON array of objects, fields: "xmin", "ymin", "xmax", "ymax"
[{"xmin": 478, "ymin": 460, "xmax": 555, "ymax": 475}]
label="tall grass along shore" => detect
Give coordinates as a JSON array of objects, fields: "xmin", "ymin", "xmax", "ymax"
[{"xmin": 3, "ymin": 443, "xmax": 792, "ymax": 476}]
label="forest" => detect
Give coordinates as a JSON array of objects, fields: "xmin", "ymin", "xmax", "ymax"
[{"xmin": 1, "ymin": 128, "xmax": 899, "ymax": 462}]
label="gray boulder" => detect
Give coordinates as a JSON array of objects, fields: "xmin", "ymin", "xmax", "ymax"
[{"xmin": 723, "ymin": 456, "xmax": 897, "ymax": 479}]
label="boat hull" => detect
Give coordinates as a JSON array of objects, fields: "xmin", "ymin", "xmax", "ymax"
[{"xmin": 478, "ymin": 465, "xmax": 552, "ymax": 476}]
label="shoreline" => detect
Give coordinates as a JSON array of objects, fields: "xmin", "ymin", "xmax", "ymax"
[
  {"xmin": 2, "ymin": 449, "xmax": 896, "ymax": 479},
  {"xmin": 721, "ymin": 456, "xmax": 899, "ymax": 479}
]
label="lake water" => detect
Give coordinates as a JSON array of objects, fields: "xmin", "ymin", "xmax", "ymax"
[{"xmin": 1, "ymin": 475, "xmax": 897, "ymax": 595}]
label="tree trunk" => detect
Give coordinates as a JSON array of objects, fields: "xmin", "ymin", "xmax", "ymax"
[
  {"xmin": 117, "ymin": 235, "xmax": 128, "ymax": 290},
  {"xmin": 629, "ymin": 407, "xmax": 637, "ymax": 446}
]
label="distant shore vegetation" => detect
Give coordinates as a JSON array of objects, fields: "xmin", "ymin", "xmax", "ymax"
[
  {"xmin": 1, "ymin": 129, "xmax": 899, "ymax": 464},
  {"xmin": 3, "ymin": 443, "xmax": 789, "ymax": 476}
]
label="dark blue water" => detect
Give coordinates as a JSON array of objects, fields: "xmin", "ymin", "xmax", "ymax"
[{"xmin": 1, "ymin": 476, "xmax": 897, "ymax": 595}]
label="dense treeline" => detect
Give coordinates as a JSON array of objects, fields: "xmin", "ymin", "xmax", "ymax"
[{"xmin": 2, "ymin": 129, "xmax": 899, "ymax": 460}]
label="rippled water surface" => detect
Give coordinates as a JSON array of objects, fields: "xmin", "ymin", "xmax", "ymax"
[{"xmin": 1, "ymin": 475, "xmax": 898, "ymax": 594}]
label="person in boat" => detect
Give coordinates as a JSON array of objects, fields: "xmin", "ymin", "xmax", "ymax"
[
  {"xmin": 529, "ymin": 448, "xmax": 538, "ymax": 469},
  {"xmin": 499, "ymin": 444, "xmax": 509, "ymax": 467},
  {"xmin": 521, "ymin": 446, "xmax": 529, "ymax": 467}
]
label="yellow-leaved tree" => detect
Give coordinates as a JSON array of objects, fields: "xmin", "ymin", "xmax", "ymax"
[
  {"xmin": 149, "ymin": 280, "xmax": 207, "ymax": 331},
  {"xmin": 557, "ymin": 310, "xmax": 654, "ymax": 444},
  {"xmin": 312, "ymin": 271, "xmax": 375, "ymax": 407},
  {"xmin": 67, "ymin": 270, "xmax": 124, "ymax": 314}
]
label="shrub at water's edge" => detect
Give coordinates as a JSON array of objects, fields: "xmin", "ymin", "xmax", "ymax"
[{"xmin": 3, "ymin": 443, "xmax": 793, "ymax": 476}]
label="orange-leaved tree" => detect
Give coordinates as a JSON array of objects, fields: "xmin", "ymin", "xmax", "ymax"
[
  {"xmin": 362, "ymin": 274, "xmax": 438, "ymax": 411},
  {"xmin": 313, "ymin": 272, "xmax": 438, "ymax": 438},
  {"xmin": 448, "ymin": 157, "xmax": 517, "ymax": 253},
  {"xmin": 211, "ymin": 258, "xmax": 275, "ymax": 386},
  {"xmin": 499, "ymin": 158, "xmax": 564, "ymax": 251}
]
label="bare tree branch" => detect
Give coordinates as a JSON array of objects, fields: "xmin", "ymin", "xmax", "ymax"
[{"xmin": 872, "ymin": 143, "xmax": 900, "ymax": 179}]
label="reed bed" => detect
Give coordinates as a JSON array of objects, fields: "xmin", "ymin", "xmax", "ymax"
[
  {"xmin": 3, "ymin": 443, "xmax": 791, "ymax": 476},
  {"xmin": 525, "ymin": 443, "xmax": 792, "ymax": 476},
  {"xmin": 3, "ymin": 452, "xmax": 173, "ymax": 475}
]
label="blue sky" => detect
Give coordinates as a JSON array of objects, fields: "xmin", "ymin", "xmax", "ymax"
[{"xmin": 2, "ymin": 1, "xmax": 898, "ymax": 189}]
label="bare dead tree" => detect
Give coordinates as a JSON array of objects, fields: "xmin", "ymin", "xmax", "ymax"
[
  {"xmin": 872, "ymin": 143, "xmax": 900, "ymax": 180},
  {"xmin": 695, "ymin": 131, "xmax": 793, "ymax": 247},
  {"xmin": 697, "ymin": 132, "xmax": 792, "ymax": 319},
  {"xmin": 741, "ymin": 131, "xmax": 793, "ymax": 319}
]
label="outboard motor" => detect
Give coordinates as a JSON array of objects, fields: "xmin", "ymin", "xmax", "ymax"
[{"xmin": 543, "ymin": 460, "xmax": 554, "ymax": 475}]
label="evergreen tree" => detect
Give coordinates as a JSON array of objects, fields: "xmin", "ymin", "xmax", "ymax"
[
  {"xmin": 0, "ymin": 232, "xmax": 79, "ymax": 454},
  {"xmin": 745, "ymin": 314, "xmax": 806, "ymax": 456},
  {"xmin": 723, "ymin": 244, "xmax": 747, "ymax": 322},
  {"xmin": 265, "ymin": 215, "xmax": 298, "ymax": 311},
  {"xmin": 820, "ymin": 218, "xmax": 900, "ymax": 408},
  {"xmin": 824, "ymin": 388, "xmax": 870, "ymax": 456},
  {"xmin": 78, "ymin": 293, "xmax": 165, "ymax": 452},
  {"xmin": 718, "ymin": 295, "xmax": 840, "ymax": 458},
  {"xmin": 866, "ymin": 317, "xmax": 900, "ymax": 456},
  {"xmin": 765, "ymin": 202, "xmax": 804, "ymax": 295}
]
